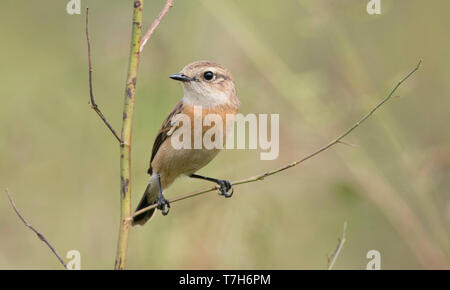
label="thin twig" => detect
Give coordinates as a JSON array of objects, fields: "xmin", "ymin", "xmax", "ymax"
[
  {"xmin": 5, "ymin": 189, "xmax": 68, "ymax": 269},
  {"xmin": 327, "ymin": 222, "xmax": 347, "ymax": 270},
  {"xmin": 131, "ymin": 60, "xmax": 422, "ymax": 219},
  {"xmin": 337, "ymin": 140, "xmax": 359, "ymax": 148},
  {"xmin": 139, "ymin": 0, "xmax": 174, "ymax": 52},
  {"xmin": 86, "ymin": 8, "xmax": 122, "ymax": 143}
]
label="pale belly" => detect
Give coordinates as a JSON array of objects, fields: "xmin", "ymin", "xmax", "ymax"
[
  {"xmin": 151, "ymin": 139, "xmax": 220, "ymax": 188},
  {"xmin": 166, "ymin": 147, "xmax": 220, "ymax": 176}
]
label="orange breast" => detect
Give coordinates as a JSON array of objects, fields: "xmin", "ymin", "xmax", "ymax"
[{"xmin": 182, "ymin": 104, "xmax": 238, "ymax": 136}]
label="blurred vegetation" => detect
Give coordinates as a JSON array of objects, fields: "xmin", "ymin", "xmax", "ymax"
[{"xmin": 1, "ymin": 0, "xmax": 449, "ymax": 269}]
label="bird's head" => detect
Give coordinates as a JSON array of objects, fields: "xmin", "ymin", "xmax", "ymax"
[{"xmin": 170, "ymin": 60, "xmax": 238, "ymax": 108}]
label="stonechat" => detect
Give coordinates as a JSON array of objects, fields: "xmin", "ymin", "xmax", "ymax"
[{"xmin": 132, "ymin": 60, "xmax": 240, "ymax": 226}]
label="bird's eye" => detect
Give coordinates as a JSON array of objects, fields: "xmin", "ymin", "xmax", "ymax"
[{"xmin": 203, "ymin": 71, "xmax": 214, "ymax": 81}]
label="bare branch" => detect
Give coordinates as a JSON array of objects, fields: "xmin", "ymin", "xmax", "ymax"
[
  {"xmin": 140, "ymin": 0, "xmax": 174, "ymax": 52},
  {"xmin": 86, "ymin": 8, "xmax": 122, "ymax": 143},
  {"xmin": 131, "ymin": 60, "xmax": 423, "ymax": 220},
  {"xmin": 5, "ymin": 188, "xmax": 67, "ymax": 269},
  {"xmin": 327, "ymin": 222, "xmax": 347, "ymax": 270}
]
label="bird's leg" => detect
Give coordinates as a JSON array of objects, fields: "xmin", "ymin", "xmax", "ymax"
[
  {"xmin": 155, "ymin": 173, "xmax": 170, "ymax": 215},
  {"xmin": 190, "ymin": 174, "xmax": 233, "ymax": 198}
]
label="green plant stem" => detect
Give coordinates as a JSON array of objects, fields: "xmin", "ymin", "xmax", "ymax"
[{"xmin": 115, "ymin": 0, "xmax": 143, "ymax": 270}]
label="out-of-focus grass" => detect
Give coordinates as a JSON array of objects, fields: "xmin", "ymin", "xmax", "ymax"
[{"xmin": 0, "ymin": 0, "xmax": 449, "ymax": 269}]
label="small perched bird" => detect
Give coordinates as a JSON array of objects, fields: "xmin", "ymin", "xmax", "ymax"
[{"xmin": 132, "ymin": 61, "xmax": 240, "ymax": 226}]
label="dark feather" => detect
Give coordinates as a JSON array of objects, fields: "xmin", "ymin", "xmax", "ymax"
[{"xmin": 147, "ymin": 101, "xmax": 184, "ymax": 175}]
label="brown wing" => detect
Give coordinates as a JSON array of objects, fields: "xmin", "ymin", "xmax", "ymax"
[{"xmin": 147, "ymin": 101, "xmax": 184, "ymax": 175}]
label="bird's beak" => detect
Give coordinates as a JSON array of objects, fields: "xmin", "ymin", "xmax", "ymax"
[{"xmin": 169, "ymin": 73, "xmax": 193, "ymax": 82}]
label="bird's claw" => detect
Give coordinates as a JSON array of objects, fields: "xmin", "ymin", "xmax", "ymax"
[
  {"xmin": 217, "ymin": 180, "xmax": 233, "ymax": 198},
  {"xmin": 156, "ymin": 196, "xmax": 170, "ymax": 216}
]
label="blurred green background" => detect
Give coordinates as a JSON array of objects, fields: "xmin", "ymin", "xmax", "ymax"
[{"xmin": 1, "ymin": 0, "xmax": 449, "ymax": 269}]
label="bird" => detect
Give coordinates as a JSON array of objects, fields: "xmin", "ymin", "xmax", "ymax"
[{"xmin": 132, "ymin": 60, "xmax": 240, "ymax": 226}]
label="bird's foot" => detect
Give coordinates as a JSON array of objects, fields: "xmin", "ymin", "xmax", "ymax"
[
  {"xmin": 217, "ymin": 180, "xmax": 233, "ymax": 198},
  {"xmin": 156, "ymin": 195, "xmax": 170, "ymax": 216}
]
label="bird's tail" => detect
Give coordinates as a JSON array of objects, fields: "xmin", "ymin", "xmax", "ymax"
[{"xmin": 132, "ymin": 182, "xmax": 158, "ymax": 226}]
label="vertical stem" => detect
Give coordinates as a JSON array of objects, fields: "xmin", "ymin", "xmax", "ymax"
[{"xmin": 115, "ymin": 0, "xmax": 143, "ymax": 270}]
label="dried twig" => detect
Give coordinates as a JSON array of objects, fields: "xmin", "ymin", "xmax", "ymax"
[
  {"xmin": 139, "ymin": 0, "xmax": 174, "ymax": 52},
  {"xmin": 327, "ymin": 222, "xmax": 347, "ymax": 270},
  {"xmin": 86, "ymin": 8, "xmax": 122, "ymax": 143},
  {"xmin": 5, "ymin": 189, "xmax": 68, "ymax": 269},
  {"xmin": 337, "ymin": 140, "xmax": 359, "ymax": 148},
  {"xmin": 131, "ymin": 60, "xmax": 422, "ymax": 219}
]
